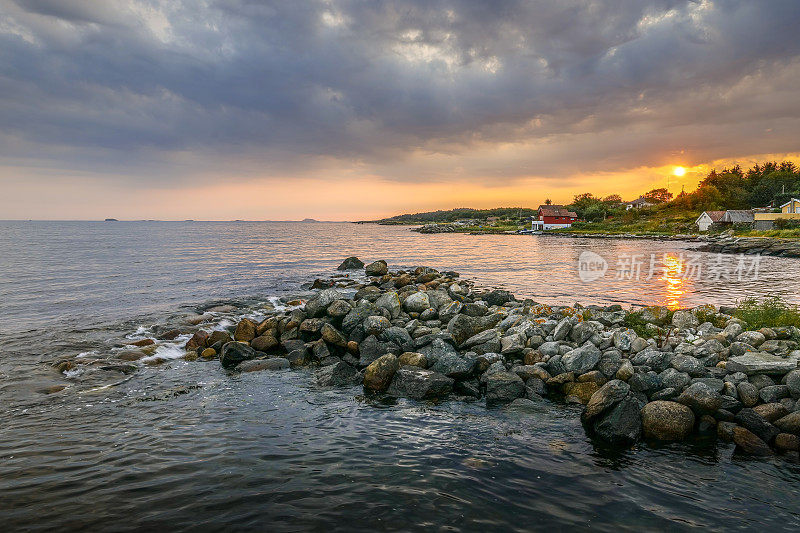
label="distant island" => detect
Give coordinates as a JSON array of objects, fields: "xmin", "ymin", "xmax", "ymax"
[
  {"xmin": 104, "ymin": 218, "xmax": 118, "ymax": 221},
  {"xmin": 301, "ymin": 218, "xmax": 319, "ymax": 222}
]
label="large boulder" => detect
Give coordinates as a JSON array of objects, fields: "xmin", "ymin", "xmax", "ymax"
[
  {"xmin": 774, "ymin": 411, "xmax": 800, "ymax": 435},
  {"xmin": 358, "ymin": 335, "xmax": 400, "ymax": 367},
  {"xmin": 374, "ymin": 291, "xmax": 402, "ymax": 319},
  {"xmin": 641, "ymin": 401, "xmax": 695, "ymax": 441},
  {"xmin": 398, "ymin": 352, "xmax": 427, "ymax": 368},
  {"xmin": 363, "ymin": 354, "xmax": 399, "ymax": 392},
  {"xmin": 677, "ymin": 382, "xmax": 722, "ymax": 415},
  {"xmin": 418, "ymin": 338, "xmax": 458, "ymax": 367},
  {"xmin": 337, "ymin": 256, "xmax": 364, "ymax": 270},
  {"xmin": 736, "ymin": 330, "xmax": 766, "ymax": 348},
  {"xmin": 590, "ymin": 394, "xmax": 642, "ymax": 445},
  {"xmin": 672, "ymin": 310, "xmax": 699, "ymax": 330},
  {"xmin": 448, "ymin": 314, "xmax": 502, "ymax": 346},
  {"xmin": 561, "ymin": 343, "xmax": 601, "ymax": 375},
  {"xmin": 404, "ymin": 292, "xmax": 431, "ymax": 313},
  {"xmin": 485, "ymin": 372, "xmax": 525, "ymax": 403},
  {"xmin": 305, "ymin": 288, "xmax": 342, "ymax": 318},
  {"xmin": 726, "ymin": 353, "xmax": 799, "ymax": 375},
  {"xmin": 430, "ymin": 352, "xmax": 477, "ymax": 379},
  {"xmin": 220, "ymin": 342, "xmax": 258, "ymax": 368},
  {"xmin": 583, "ymin": 380, "xmax": 631, "ymax": 421},
  {"xmin": 485, "ymin": 290, "xmax": 514, "ymax": 306},
  {"xmin": 251, "ymin": 334, "xmax": 279, "ymax": 352},
  {"xmin": 387, "ymin": 368, "xmax": 454, "ymax": 400},
  {"xmin": 234, "ymin": 318, "xmax": 257, "ymax": 342},
  {"xmin": 735, "ymin": 408, "xmax": 780, "ymax": 444},
  {"xmin": 365, "ymin": 260, "xmax": 389, "ymax": 276},
  {"xmin": 732, "ymin": 427, "xmax": 773, "ymax": 456},
  {"xmin": 316, "ymin": 361, "xmax": 360, "ymax": 387}
]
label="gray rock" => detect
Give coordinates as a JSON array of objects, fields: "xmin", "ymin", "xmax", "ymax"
[
  {"xmin": 438, "ymin": 301, "xmax": 463, "ymax": 323},
  {"xmin": 629, "ymin": 371, "xmax": 662, "ymax": 394},
  {"xmin": 736, "ymin": 330, "xmax": 766, "ymax": 348},
  {"xmin": 538, "ymin": 341, "xmax": 561, "ymax": 357},
  {"xmin": 582, "ymin": 379, "xmax": 631, "ymax": 421},
  {"xmin": 760, "ymin": 385, "xmax": 791, "ymax": 403},
  {"xmin": 677, "ymin": 382, "xmax": 722, "ymax": 415},
  {"xmin": 404, "ymin": 291, "xmax": 431, "ymax": 313},
  {"xmin": 671, "ymin": 354, "xmax": 705, "ymax": 376},
  {"xmin": 735, "ymin": 408, "xmax": 779, "ymax": 444},
  {"xmin": 570, "ymin": 322, "xmax": 597, "ymax": 344},
  {"xmin": 382, "ymin": 326, "xmax": 413, "ymax": 350},
  {"xmin": 561, "ymin": 343, "xmax": 601, "ymax": 374},
  {"xmin": 462, "ymin": 329, "xmax": 500, "ymax": 349},
  {"xmin": 485, "ymin": 372, "xmax": 525, "ymax": 403},
  {"xmin": 590, "ymin": 394, "xmax": 642, "ymax": 445},
  {"xmin": 237, "ymin": 358, "xmax": 290, "ymax": 372},
  {"xmin": 672, "ymin": 310, "xmax": 699, "ymax": 330},
  {"xmin": 500, "ymin": 333, "xmax": 525, "ymax": 355},
  {"xmin": 430, "ymin": 352, "xmax": 477, "ymax": 379},
  {"xmin": 737, "ymin": 382, "xmax": 760, "ymax": 407},
  {"xmin": 613, "ymin": 329, "xmax": 637, "ymax": 351},
  {"xmin": 220, "ymin": 342, "xmax": 257, "ymax": 368},
  {"xmin": 363, "ymin": 315, "xmax": 391, "ymax": 336},
  {"xmin": 659, "ymin": 368, "xmax": 691, "ymax": 390},
  {"xmin": 374, "ymin": 291, "xmax": 402, "ymax": 319},
  {"xmin": 774, "ymin": 411, "xmax": 800, "ymax": 434},
  {"xmin": 418, "ymin": 338, "xmax": 458, "ymax": 367},
  {"xmin": 785, "ymin": 369, "xmax": 800, "ymax": 399},
  {"xmin": 305, "ymin": 288, "xmax": 342, "ymax": 318},
  {"xmin": 316, "ymin": 361, "xmax": 360, "ymax": 386},
  {"xmin": 386, "ymin": 367, "xmax": 453, "ymax": 400},
  {"xmin": 365, "ymin": 260, "xmax": 388, "ymax": 276},
  {"xmin": 727, "ymin": 353, "xmax": 799, "ymax": 375},
  {"xmin": 616, "ymin": 359, "xmax": 634, "ymax": 381},
  {"xmin": 358, "ymin": 335, "xmax": 400, "ymax": 367},
  {"xmin": 337, "ymin": 256, "xmax": 364, "ymax": 270},
  {"xmin": 448, "ymin": 313, "xmax": 502, "ymax": 346},
  {"xmin": 552, "ymin": 318, "xmax": 572, "ymax": 341}
]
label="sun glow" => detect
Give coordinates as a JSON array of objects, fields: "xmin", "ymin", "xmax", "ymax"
[{"xmin": 673, "ymin": 166, "xmax": 686, "ymax": 176}]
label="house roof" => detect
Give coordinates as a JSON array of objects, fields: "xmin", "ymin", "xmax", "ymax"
[
  {"xmin": 779, "ymin": 198, "xmax": 800, "ymax": 208},
  {"xmin": 697, "ymin": 210, "xmax": 725, "ymax": 223},
  {"xmin": 627, "ymin": 197, "xmax": 653, "ymax": 206},
  {"xmin": 722, "ymin": 210, "xmax": 754, "ymax": 223},
  {"xmin": 538, "ymin": 205, "xmax": 577, "ymax": 218}
]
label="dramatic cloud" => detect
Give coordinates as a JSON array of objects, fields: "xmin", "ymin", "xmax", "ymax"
[{"xmin": 1, "ymin": 0, "xmax": 799, "ymax": 217}]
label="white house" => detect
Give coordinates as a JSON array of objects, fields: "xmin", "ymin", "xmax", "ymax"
[
  {"xmin": 696, "ymin": 211, "xmax": 725, "ymax": 231},
  {"xmin": 625, "ymin": 197, "xmax": 654, "ymax": 210}
]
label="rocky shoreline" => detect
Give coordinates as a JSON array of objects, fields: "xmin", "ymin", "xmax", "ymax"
[
  {"xmin": 697, "ymin": 235, "xmax": 800, "ymax": 258},
  {"xmin": 62, "ymin": 256, "xmax": 800, "ymax": 458}
]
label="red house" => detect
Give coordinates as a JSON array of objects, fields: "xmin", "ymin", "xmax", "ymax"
[{"xmin": 531, "ymin": 205, "xmax": 578, "ymax": 230}]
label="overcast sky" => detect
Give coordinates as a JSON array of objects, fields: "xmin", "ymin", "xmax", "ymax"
[{"xmin": 1, "ymin": 0, "xmax": 799, "ymax": 220}]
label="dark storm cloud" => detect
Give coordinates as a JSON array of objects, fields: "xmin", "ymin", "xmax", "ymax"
[{"xmin": 1, "ymin": 0, "xmax": 799, "ymax": 181}]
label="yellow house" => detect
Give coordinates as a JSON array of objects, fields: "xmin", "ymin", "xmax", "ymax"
[
  {"xmin": 753, "ymin": 198, "xmax": 800, "ymax": 229},
  {"xmin": 781, "ymin": 198, "xmax": 800, "ymax": 213}
]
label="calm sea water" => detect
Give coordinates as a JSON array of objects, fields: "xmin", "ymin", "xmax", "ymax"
[{"xmin": 2, "ymin": 221, "xmax": 800, "ymax": 531}]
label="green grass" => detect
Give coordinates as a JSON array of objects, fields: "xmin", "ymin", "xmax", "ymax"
[{"xmin": 735, "ymin": 296, "xmax": 800, "ymax": 330}]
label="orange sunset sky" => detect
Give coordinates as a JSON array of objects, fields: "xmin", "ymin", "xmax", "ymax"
[{"xmin": 1, "ymin": 1, "xmax": 799, "ymax": 220}]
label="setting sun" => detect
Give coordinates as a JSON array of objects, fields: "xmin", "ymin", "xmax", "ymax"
[{"xmin": 673, "ymin": 166, "xmax": 686, "ymax": 176}]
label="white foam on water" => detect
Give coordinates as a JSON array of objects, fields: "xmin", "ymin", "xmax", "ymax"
[
  {"xmin": 64, "ymin": 368, "xmax": 84, "ymax": 378},
  {"xmin": 125, "ymin": 325, "xmax": 152, "ymax": 339},
  {"xmin": 140, "ymin": 342, "xmax": 186, "ymax": 363},
  {"xmin": 76, "ymin": 350, "xmax": 97, "ymax": 358},
  {"xmin": 213, "ymin": 319, "xmax": 234, "ymax": 331}
]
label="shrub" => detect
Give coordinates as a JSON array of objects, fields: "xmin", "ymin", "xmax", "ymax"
[{"xmin": 735, "ymin": 296, "xmax": 800, "ymax": 330}]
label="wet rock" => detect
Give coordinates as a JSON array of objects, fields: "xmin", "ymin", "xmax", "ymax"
[
  {"xmin": 220, "ymin": 342, "xmax": 257, "ymax": 368},
  {"xmin": 387, "ymin": 367, "xmax": 453, "ymax": 400},
  {"xmin": 484, "ymin": 289, "xmax": 514, "ymax": 306},
  {"xmin": 363, "ymin": 315, "xmax": 391, "ymax": 336},
  {"xmin": 363, "ymin": 354, "xmax": 399, "ymax": 392},
  {"xmin": 337, "ymin": 256, "xmax": 364, "ymax": 270},
  {"xmin": 208, "ymin": 330, "xmax": 232, "ymax": 346},
  {"xmin": 316, "ymin": 361, "xmax": 360, "ymax": 386},
  {"xmin": 563, "ymin": 381, "xmax": 600, "ymax": 404},
  {"xmin": 321, "ymin": 323, "xmax": 347, "ymax": 347},
  {"xmin": 365, "ymin": 260, "xmax": 388, "ymax": 277},
  {"xmin": 590, "ymin": 394, "xmax": 642, "ymax": 445},
  {"xmin": 525, "ymin": 377, "xmax": 547, "ymax": 398},
  {"xmin": 582, "ymin": 379, "xmax": 630, "ymax": 421},
  {"xmin": 234, "ymin": 318, "xmax": 257, "ymax": 342},
  {"xmin": 128, "ymin": 338, "xmax": 155, "ymax": 347},
  {"xmin": 251, "ymin": 334, "xmax": 279, "ymax": 352},
  {"xmin": 159, "ymin": 329, "xmax": 182, "ymax": 340},
  {"xmin": 485, "ymin": 372, "xmax": 525, "ymax": 403},
  {"xmin": 641, "ymin": 401, "xmax": 695, "ymax": 441},
  {"xmin": 735, "ymin": 408, "xmax": 780, "ymax": 443},
  {"xmin": 200, "ymin": 348, "xmax": 217, "ymax": 359},
  {"xmin": 676, "ymin": 382, "xmax": 722, "ymax": 415},
  {"xmin": 238, "ymin": 358, "xmax": 290, "ymax": 372},
  {"xmin": 117, "ymin": 350, "xmax": 145, "ymax": 361},
  {"xmin": 717, "ymin": 421, "xmax": 737, "ymax": 441},
  {"xmin": 327, "ymin": 300, "xmax": 351, "ymax": 319},
  {"xmin": 185, "ymin": 330, "xmax": 209, "ymax": 351},
  {"xmin": 732, "ymin": 426, "xmax": 773, "ymax": 456},
  {"xmin": 357, "ymin": 335, "xmax": 400, "ymax": 367}
]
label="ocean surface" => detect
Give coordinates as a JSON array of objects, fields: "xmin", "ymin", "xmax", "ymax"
[{"xmin": 2, "ymin": 220, "xmax": 800, "ymax": 531}]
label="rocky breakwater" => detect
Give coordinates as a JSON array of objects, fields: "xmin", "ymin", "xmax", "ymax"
[
  {"xmin": 180, "ymin": 257, "xmax": 800, "ymax": 458},
  {"xmin": 698, "ymin": 235, "xmax": 800, "ymax": 258},
  {"xmin": 413, "ymin": 224, "xmax": 458, "ymax": 234}
]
